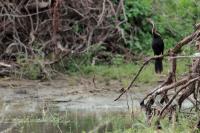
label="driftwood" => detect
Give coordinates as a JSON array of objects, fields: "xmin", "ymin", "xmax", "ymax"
[
  {"xmin": 0, "ymin": 61, "xmax": 19, "ymax": 77},
  {"xmin": 115, "ymin": 22, "xmax": 200, "ymax": 126},
  {"xmin": 114, "ymin": 54, "xmax": 165, "ymax": 101}
]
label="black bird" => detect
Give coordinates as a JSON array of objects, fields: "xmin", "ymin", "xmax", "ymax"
[{"xmin": 149, "ymin": 19, "xmax": 164, "ymax": 73}]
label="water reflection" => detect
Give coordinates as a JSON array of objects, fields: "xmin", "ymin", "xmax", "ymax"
[{"xmin": 0, "ymin": 109, "xmax": 127, "ymax": 133}]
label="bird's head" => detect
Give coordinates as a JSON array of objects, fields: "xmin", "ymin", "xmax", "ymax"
[
  {"xmin": 152, "ymin": 27, "xmax": 161, "ymax": 37},
  {"xmin": 146, "ymin": 18, "xmax": 161, "ymax": 37}
]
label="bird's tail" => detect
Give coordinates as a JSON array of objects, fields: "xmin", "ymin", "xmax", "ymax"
[{"xmin": 155, "ymin": 58, "xmax": 163, "ymax": 73}]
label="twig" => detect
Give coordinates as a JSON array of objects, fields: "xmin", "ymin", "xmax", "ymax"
[
  {"xmin": 140, "ymin": 72, "xmax": 173, "ymax": 105},
  {"xmin": 0, "ymin": 62, "xmax": 12, "ymax": 68},
  {"xmin": 171, "ymin": 30, "xmax": 200, "ymax": 54},
  {"xmin": 155, "ymin": 77, "xmax": 188, "ymax": 95},
  {"xmin": 159, "ymin": 76, "xmax": 200, "ymax": 117},
  {"xmin": 114, "ymin": 55, "xmax": 164, "ymax": 101}
]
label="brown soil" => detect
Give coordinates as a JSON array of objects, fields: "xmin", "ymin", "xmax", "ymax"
[{"xmin": 0, "ymin": 76, "xmax": 152, "ymax": 116}]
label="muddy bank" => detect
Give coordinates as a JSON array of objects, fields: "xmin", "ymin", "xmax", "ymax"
[
  {"xmin": 0, "ymin": 77, "xmax": 194, "ymax": 133},
  {"xmin": 0, "ymin": 77, "xmax": 148, "ymax": 116},
  {"xmin": 0, "ymin": 77, "xmax": 148, "ymax": 132}
]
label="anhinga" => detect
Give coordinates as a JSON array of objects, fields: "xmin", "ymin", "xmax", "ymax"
[{"xmin": 148, "ymin": 19, "xmax": 164, "ymax": 73}]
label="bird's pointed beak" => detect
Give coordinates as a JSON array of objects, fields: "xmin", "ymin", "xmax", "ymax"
[
  {"xmin": 152, "ymin": 28, "xmax": 161, "ymax": 36},
  {"xmin": 155, "ymin": 31, "xmax": 161, "ymax": 36},
  {"xmin": 151, "ymin": 28, "xmax": 155, "ymax": 34}
]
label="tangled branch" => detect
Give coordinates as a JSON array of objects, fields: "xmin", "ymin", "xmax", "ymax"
[
  {"xmin": 115, "ymin": 22, "xmax": 200, "ymax": 127},
  {"xmin": 0, "ymin": 0, "xmax": 130, "ymax": 78}
]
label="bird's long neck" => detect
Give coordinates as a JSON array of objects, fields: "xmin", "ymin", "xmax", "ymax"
[
  {"xmin": 152, "ymin": 28, "xmax": 161, "ymax": 38},
  {"xmin": 148, "ymin": 19, "xmax": 162, "ymax": 38},
  {"xmin": 153, "ymin": 32, "xmax": 161, "ymax": 38}
]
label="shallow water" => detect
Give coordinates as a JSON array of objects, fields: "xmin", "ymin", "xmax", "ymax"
[
  {"xmin": 0, "ymin": 79, "xmax": 194, "ymax": 133},
  {"xmin": 1, "ymin": 110, "xmax": 130, "ymax": 133},
  {"xmin": 0, "ymin": 79, "xmax": 141, "ymax": 133},
  {"xmin": 0, "ymin": 96, "xmax": 136, "ymax": 133}
]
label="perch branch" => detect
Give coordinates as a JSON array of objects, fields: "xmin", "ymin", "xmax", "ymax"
[
  {"xmin": 114, "ymin": 55, "xmax": 164, "ymax": 101},
  {"xmin": 159, "ymin": 76, "xmax": 200, "ymax": 117}
]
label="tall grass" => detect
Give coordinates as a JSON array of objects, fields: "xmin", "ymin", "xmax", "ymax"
[{"xmin": 10, "ymin": 110, "xmax": 199, "ymax": 133}]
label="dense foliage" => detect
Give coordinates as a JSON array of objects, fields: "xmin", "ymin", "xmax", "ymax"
[
  {"xmin": 123, "ymin": 0, "xmax": 200, "ymax": 54},
  {"xmin": 65, "ymin": 0, "xmax": 200, "ymax": 75},
  {"xmin": 1, "ymin": 0, "xmax": 200, "ymax": 79}
]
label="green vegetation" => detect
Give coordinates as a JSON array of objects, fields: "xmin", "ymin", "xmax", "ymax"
[
  {"xmin": 123, "ymin": 0, "xmax": 200, "ymax": 53},
  {"xmin": 10, "ymin": 110, "xmax": 199, "ymax": 133},
  {"xmin": 16, "ymin": 56, "xmax": 44, "ymax": 80},
  {"xmin": 1, "ymin": 1, "xmax": 200, "ymax": 133},
  {"xmin": 8, "ymin": 0, "xmax": 200, "ymax": 80},
  {"xmin": 60, "ymin": 56, "xmax": 190, "ymax": 85},
  {"xmin": 49, "ymin": 0, "xmax": 199, "ymax": 80}
]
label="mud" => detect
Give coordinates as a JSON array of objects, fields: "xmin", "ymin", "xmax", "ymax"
[
  {"xmin": 0, "ymin": 77, "xmax": 149, "ymax": 132},
  {"xmin": 0, "ymin": 77, "xmax": 147, "ymax": 116},
  {"xmin": 0, "ymin": 77, "xmax": 193, "ymax": 132}
]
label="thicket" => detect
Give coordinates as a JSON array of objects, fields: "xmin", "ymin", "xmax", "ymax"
[
  {"xmin": 0, "ymin": 0, "xmax": 200, "ymax": 79},
  {"xmin": 124, "ymin": 0, "xmax": 200, "ymax": 52}
]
